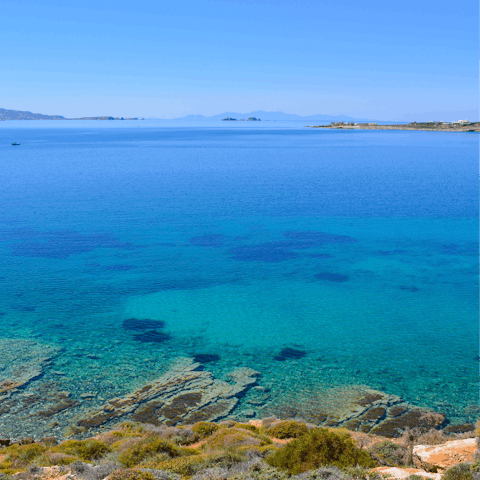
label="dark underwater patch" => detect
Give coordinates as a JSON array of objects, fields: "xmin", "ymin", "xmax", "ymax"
[
  {"xmin": 123, "ymin": 318, "xmax": 166, "ymax": 331},
  {"xmin": 400, "ymin": 285, "xmax": 419, "ymax": 292},
  {"xmin": 314, "ymin": 272, "xmax": 349, "ymax": 282},
  {"xmin": 133, "ymin": 330, "xmax": 171, "ymax": 343},
  {"xmin": 11, "ymin": 230, "xmax": 135, "ymax": 259},
  {"xmin": 283, "ymin": 231, "xmax": 357, "ymax": 246},
  {"xmin": 229, "ymin": 244, "xmax": 298, "ymax": 263},
  {"xmin": 304, "ymin": 253, "xmax": 333, "ymax": 259},
  {"xmin": 274, "ymin": 347, "xmax": 307, "ymax": 361},
  {"xmin": 104, "ymin": 264, "xmax": 136, "ymax": 271},
  {"xmin": 193, "ymin": 353, "xmax": 221, "ymax": 363},
  {"xmin": 190, "ymin": 234, "xmax": 227, "ymax": 247}
]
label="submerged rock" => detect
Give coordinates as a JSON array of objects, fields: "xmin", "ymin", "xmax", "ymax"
[
  {"xmin": 71, "ymin": 358, "xmax": 261, "ymax": 434},
  {"xmin": 273, "ymin": 348, "xmax": 307, "ymax": 361}
]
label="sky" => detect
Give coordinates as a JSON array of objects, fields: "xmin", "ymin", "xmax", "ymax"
[{"xmin": 1, "ymin": 0, "xmax": 478, "ymax": 121}]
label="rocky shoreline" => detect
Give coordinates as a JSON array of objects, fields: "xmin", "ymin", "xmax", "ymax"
[
  {"xmin": 0, "ymin": 339, "xmax": 472, "ymax": 443},
  {"xmin": 308, "ymin": 123, "xmax": 480, "ymax": 132}
]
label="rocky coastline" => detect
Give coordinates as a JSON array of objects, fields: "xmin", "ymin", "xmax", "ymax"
[{"xmin": 308, "ymin": 122, "xmax": 480, "ymax": 132}]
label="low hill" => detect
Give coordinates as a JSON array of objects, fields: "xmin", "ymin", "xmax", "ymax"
[{"xmin": 0, "ymin": 108, "xmax": 65, "ymax": 120}]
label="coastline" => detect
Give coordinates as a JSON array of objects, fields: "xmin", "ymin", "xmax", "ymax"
[{"xmin": 307, "ymin": 123, "xmax": 480, "ymax": 132}]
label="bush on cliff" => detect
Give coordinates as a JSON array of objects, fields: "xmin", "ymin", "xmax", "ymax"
[
  {"xmin": 204, "ymin": 428, "xmax": 272, "ymax": 452},
  {"xmin": 191, "ymin": 422, "xmax": 220, "ymax": 439},
  {"xmin": 54, "ymin": 440, "xmax": 111, "ymax": 461},
  {"xmin": 266, "ymin": 428, "xmax": 376, "ymax": 475},
  {"xmin": 442, "ymin": 464, "xmax": 476, "ymax": 480},
  {"xmin": 368, "ymin": 440, "xmax": 412, "ymax": 466},
  {"xmin": 0, "ymin": 444, "xmax": 48, "ymax": 473},
  {"xmin": 266, "ymin": 421, "xmax": 308, "ymax": 439},
  {"xmin": 119, "ymin": 437, "xmax": 181, "ymax": 467}
]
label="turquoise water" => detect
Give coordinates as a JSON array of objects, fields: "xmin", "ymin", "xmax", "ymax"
[{"xmin": 0, "ymin": 121, "xmax": 478, "ymax": 433}]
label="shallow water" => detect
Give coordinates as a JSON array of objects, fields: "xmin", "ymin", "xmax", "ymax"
[{"xmin": 0, "ymin": 121, "xmax": 477, "ymax": 436}]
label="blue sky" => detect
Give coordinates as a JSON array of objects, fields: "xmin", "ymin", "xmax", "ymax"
[{"xmin": 2, "ymin": 0, "xmax": 478, "ymax": 120}]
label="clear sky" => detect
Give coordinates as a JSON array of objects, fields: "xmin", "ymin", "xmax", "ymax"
[{"xmin": 2, "ymin": 0, "xmax": 478, "ymax": 121}]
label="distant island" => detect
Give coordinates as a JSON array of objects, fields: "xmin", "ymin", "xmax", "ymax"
[
  {"xmin": 309, "ymin": 120, "xmax": 480, "ymax": 132},
  {"xmin": 223, "ymin": 116, "xmax": 261, "ymax": 121},
  {"xmin": 157, "ymin": 110, "xmax": 378, "ymax": 122},
  {"xmin": 0, "ymin": 108, "xmax": 143, "ymax": 121}
]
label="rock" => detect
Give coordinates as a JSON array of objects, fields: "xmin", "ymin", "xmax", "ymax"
[
  {"xmin": 373, "ymin": 467, "xmax": 441, "ymax": 480},
  {"xmin": 41, "ymin": 437, "xmax": 58, "ymax": 445},
  {"xmin": 443, "ymin": 424, "xmax": 475, "ymax": 435},
  {"xmin": 242, "ymin": 409, "xmax": 256, "ymax": 418},
  {"xmin": 20, "ymin": 437, "xmax": 35, "ymax": 445},
  {"xmin": 80, "ymin": 393, "xmax": 95, "ymax": 399},
  {"xmin": 72, "ymin": 358, "xmax": 261, "ymax": 433},
  {"xmin": 369, "ymin": 409, "xmax": 446, "ymax": 438},
  {"xmin": 413, "ymin": 438, "xmax": 477, "ymax": 470}
]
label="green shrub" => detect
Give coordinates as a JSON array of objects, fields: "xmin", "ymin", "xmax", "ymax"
[
  {"xmin": 191, "ymin": 422, "xmax": 220, "ymax": 439},
  {"xmin": 266, "ymin": 421, "xmax": 308, "ymax": 439},
  {"xmin": 266, "ymin": 428, "xmax": 377, "ymax": 475},
  {"xmin": 234, "ymin": 423, "xmax": 259, "ymax": 433},
  {"xmin": 442, "ymin": 464, "xmax": 475, "ymax": 480},
  {"xmin": 157, "ymin": 452, "xmax": 243, "ymax": 476},
  {"xmin": 343, "ymin": 466, "xmax": 384, "ymax": 480},
  {"xmin": 54, "ymin": 440, "xmax": 111, "ymax": 460},
  {"xmin": 108, "ymin": 469, "xmax": 156, "ymax": 480},
  {"xmin": 471, "ymin": 460, "xmax": 480, "ymax": 473},
  {"xmin": 369, "ymin": 440, "xmax": 412, "ymax": 466},
  {"xmin": 0, "ymin": 444, "xmax": 47, "ymax": 472},
  {"xmin": 408, "ymin": 475, "xmax": 424, "ymax": 480},
  {"xmin": 119, "ymin": 438, "xmax": 180, "ymax": 467}
]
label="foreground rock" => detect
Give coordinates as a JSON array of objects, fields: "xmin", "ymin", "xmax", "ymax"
[
  {"xmin": 70, "ymin": 358, "xmax": 260, "ymax": 435},
  {"xmin": 413, "ymin": 438, "xmax": 477, "ymax": 470},
  {"xmin": 373, "ymin": 467, "xmax": 441, "ymax": 480}
]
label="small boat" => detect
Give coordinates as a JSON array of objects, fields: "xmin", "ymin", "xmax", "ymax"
[{"xmin": 12, "ymin": 142, "xmax": 20, "ymax": 146}]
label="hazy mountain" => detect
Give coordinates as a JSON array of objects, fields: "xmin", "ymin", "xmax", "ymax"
[
  {"xmin": 154, "ymin": 111, "xmax": 377, "ymax": 122},
  {"xmin": 0, "ymin": 108, "xmax": 65, "ymax": 120}
]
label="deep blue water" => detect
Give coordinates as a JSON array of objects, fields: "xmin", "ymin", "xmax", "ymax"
[{"xmin": 0, "ymin": 120, "xmax": 478, "ymax": 432}]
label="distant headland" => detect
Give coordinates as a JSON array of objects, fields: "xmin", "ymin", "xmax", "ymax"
[
  {"xmin": 309, "ymin": 120, "xmax": 480, "ymax": 132},
  {"xmin": 0, "ymin": 108, "xmax": 143, "ymax": 121}
]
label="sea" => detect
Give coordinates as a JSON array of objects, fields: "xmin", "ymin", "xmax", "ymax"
[{"xmin": 0, "ymin": 120, "xmax": 478, "ymax": 436}]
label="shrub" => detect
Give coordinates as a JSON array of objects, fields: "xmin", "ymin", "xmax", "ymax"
[
  {"xmin": 204, "ymin": 428, "xmax": 271, "ymax": 451},
  {"xmin": 442, "ymin": 464, "xmax": 475, "ymax": 480},
  {"xmin": 157, "ymin": 452, "xmax": 244, "ymax": 476},
  {"xmin": 47, "ymin": 453, "xmax": 79, "ymax": 466},
  {"xmin": 191, "ymin": 422, "xmax": 220, "ymax": 439},
  {"xmin": 408, "ymin": 475, "xmax": 424, "ymax": 480},
  {"xmin": 369, "ymin": 440, "xmax": 412, "ymax": 466},
  {"xmin": 417, "ymin": 429, "xmax": 447, "ymax": 445},
  {"xmin": 266, "ymin": 421, "xmax": 308, "ymax": 439},
  {"xmin": 108, "ymin": 469, "xmax": 156, "ymax": 480},
  {"xmin": 0, "ymin": 443, "xmax": 47, "ymax": 472},
  {"xmin": 119, "ymin": 438, "xmax": 180, "ymax": 467},
  {"xmin": 54, "ymin": 440, "xmax": 111, "ymax": 460},
  {"xmin": 342, "ymin": 466, "xmax": 384, "ymax": 480},
  {"xmin": 234, "ymin": 423, "xmax": 259, "ymax": 433},
  {"xmin": 266, "ymin": 428, "xmax": 377, "ymax": 475}
]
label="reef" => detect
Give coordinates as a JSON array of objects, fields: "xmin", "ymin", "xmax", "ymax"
[{"xmin": 70, "ymin": 359, "xmax": 260, "ymax": 435}]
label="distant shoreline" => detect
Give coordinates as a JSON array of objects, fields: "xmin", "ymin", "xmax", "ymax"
[{"xmin": 308, "ymin": 122, "xmax": 480, "ymax": 132}]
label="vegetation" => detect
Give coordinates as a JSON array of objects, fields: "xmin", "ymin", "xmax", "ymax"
[
  {"xmin": 266, "ymin": 428, "xmax": 377, "ymax": 474},
  {"xmin": 265, "ymin": 420, "xmax": 308, "ymax": 439},
  {"xmin": 191, "ymin": 422, "xmax": 219, "ymax": 439},
  {"xmin": 54, "ymin": 440, "xmax": 111, "ymax": 460},
  {"xmin": 0, "ymin": 419, "xmax": 477, "ymax": 480},
  {"xmin": 442, "ymin": 464, "xmax": 476, "ymax": 480},
  {"xmin": 368, "ymin": 440, "xmax": 412, "ymax": 466}
]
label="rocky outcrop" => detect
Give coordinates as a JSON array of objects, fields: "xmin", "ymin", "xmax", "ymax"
[
  {"xmin": 413, "ymin": 438, "xmax": 477, "ymax": 470},
  {"xmin": 373, "ymin": 467, "xmax": 441, "ymax": 480},
  {"xmin": 70, "ymin": 358, "xmax": 260, "ymax": 435}
]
